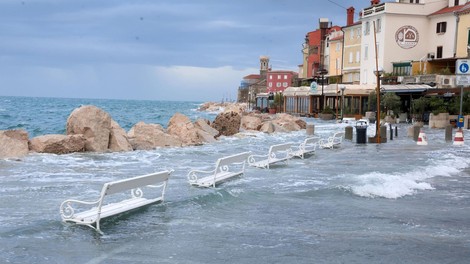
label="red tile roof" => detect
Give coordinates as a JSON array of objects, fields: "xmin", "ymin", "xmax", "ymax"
[
  {"xmin": 430, "ymin": 4, "xmax": 465, "ymax": 16},
  {"xmin": 456, "ymin": 2, "xmax": 470, "ymax": 14},
  {"xmin": 243, "ymin": 74, "xmax": 261, "ymax": 80}
]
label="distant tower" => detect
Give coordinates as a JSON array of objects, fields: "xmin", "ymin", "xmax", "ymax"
[{"xmin": 260, "ymin": 56, "xmax": 270, "ymax": 79}]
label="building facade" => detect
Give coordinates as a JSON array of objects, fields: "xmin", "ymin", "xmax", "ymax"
[
  {"xmin": 360, "ymin": 0, "xmax": 449, "ymax": 85},
  {"xmin": 266, "ymin": 71, "xmax": 299, "ymax": 93},
  {"xmin": 342, "ymin": 7, "xmax": 362, "ymax": 84}
]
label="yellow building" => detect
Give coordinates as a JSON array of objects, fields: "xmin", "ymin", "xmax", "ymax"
[
  {"xmin": 456, "ymin": 3, "xmax": 470, "ymax": 58},
  {"xmin": 342, "ymin": 7, "xmax": 361, "ymax": 84},
  {"xmin": 327, "ymin": 30, "xmax": 343, "ymax": 81}
]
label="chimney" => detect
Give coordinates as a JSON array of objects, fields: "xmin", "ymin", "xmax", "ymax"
[
  {"xmin": 370, "ymin": 0, "xmax": 380, "ymax": 5},
  {"xmin": 347, "ymin": 7, "xmax": 355, "ymax": 26}
]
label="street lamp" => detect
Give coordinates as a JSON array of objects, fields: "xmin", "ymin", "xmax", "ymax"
[
  {"xmin": 340, "ymin": 85, "xmax": 346, "ymax": 120},
  {"xmin": 318, "ymin": 68, "xmax": 328, "ymax": 111},
  {"xmin": 374, "ymin": 67, "xmax": 384, "ymax": 144}
]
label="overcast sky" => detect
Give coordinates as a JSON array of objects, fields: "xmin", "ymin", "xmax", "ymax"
[{"xmin": 0, "ymin": 0, "xmax": 371, "ymax": 102}]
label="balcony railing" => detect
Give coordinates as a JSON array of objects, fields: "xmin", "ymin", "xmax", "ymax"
[{"xmin": 381, "ymin": 74, "xmax": 457, "ymax": 88}]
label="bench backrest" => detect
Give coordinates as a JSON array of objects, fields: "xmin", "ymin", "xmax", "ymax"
[
  {"xmin": 216, "ymin": 152, "xmax": 251, "ymax": 170},
  {"xmin": 269, "ymin": 143, "xmax": 292, "ymax": 154},
  {"xmin": 304, "ymin": 136, "xmax": 320, "ymax": 145},
  {"xmin": 102, "ymin": 170, "xmax": 171, "ymax": 196}
]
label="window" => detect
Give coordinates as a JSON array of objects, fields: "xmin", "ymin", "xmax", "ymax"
[
  {"xmin": 364, "ymin": 21, "xmax": 370, "ymax": 35},
  {"xmin": 364, "ymin": 45, "xmax": 369, "ymax": 60},
  {"xmin": 284, "ymin": 75, "xmax": 288, "ymax": 80},
  {"xmin": 437, "ymin": 46, "xmax": 443, "ymax": 58},
  {"xmin": 467, "ymin": 29, "xmax": 470, "ymax": 45},
  {"xmin": 356, "ymin": 51, "xmax": 360, "ymax": 63},
  {"xmin": 268, "ymin": 82, "xmax": 272, "ymax": 87},
  {"xmin": 436, "ymin": 22, "xmax": 447, "ymax": 34},
  {"xmin": 455, "ymin": 0, "xmax": 459, "ymax": 6},
  {"xmin": 349, "ymin": 52, "xmax": 353, "ymax": 63},
  {"xmin": 310, "ymin": 46, "xmax": 319, "ymax": 54},
  {"xmin": 376, "ymin": 18, "xmax": 381, "ymax": 33},
  {"xmin": 283, "ymin": 82, "xmax": 288, "ymax": 87},
  {"xmin": 269, "ymin": 75, "xmax": 273, "ymax": 80},
  {"xmin": 336, "ymin": 58, "xmax": 341, "ymax": 70},
  {"xmin": 277, "ymin": 75, "xmax": 281, "ymax": 79},
  {"xmin": 276, "ymin": 83, "xmax": 281, "ymax": 88},
  {"xmin": 393, "ymin": 62, "xmax": 411, "ymax": 76},
  {"xmin": 336, "ymin": 43, "xmax": 340, "ymax": 51},
  {"xmin": 350, "ymin": 29, "xmax": 354, "ymax": 39},
  {"xmin": 356, "ymin": 28, "xmax": 361, "ymax": 38}
]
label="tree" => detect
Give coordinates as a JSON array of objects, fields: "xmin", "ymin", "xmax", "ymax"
[
  {"xmin": 381, "ymin": 93, "xmax": 401, "ymax": 117},
  {"xmin": 412, "ymin": 97, "xmax": 428, "ymax": 121},
  {"xmin": 368, "ymin": 90, "xmax": 377, "ymax": 111}
]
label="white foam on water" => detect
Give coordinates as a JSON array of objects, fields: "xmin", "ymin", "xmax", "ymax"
[{"xmin": 344, "ymin": 152, "xmax": 470, "ymax": 199}]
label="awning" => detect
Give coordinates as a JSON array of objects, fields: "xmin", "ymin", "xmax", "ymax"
[{"xmin": 381, "ymin": 84, "xmax": 432, "ymax": 93}]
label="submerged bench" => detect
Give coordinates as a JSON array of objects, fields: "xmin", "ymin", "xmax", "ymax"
[
  {"xmin": 318, "ymin": 132, "xmax": 344, "ymax": 149},
  {"xmin": 248, "ymin": 142, "xmax": 293, "ymax": 169},
  {"xmin": 291, "ymin": 136, "xmax": 321, "ymax": 159},
  {"xmin": 60, "ymin": 170, "xmax": 172, "ymax": 233},
  {"xmin": 188, "ymin": 152, "xmax": 251, "ymax": 188}
]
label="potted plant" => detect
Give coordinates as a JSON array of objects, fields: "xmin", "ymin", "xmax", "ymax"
[
  {"xmin": 319, "ymin": 106, "xmax": 334, "ymax": 120},
  {"xmin": 268, "ymin": 101, "xmax": 277, "ymax": 114}
]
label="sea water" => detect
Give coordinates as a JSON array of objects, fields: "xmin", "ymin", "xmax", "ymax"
[{"xmin": 1, "ymin": 96, "xmax": 470, "ymax": 263}]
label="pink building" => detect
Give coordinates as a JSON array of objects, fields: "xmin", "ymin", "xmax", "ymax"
[{"xmin": 266, "ymin": 71, "xmax": 298, "ymax": 93}]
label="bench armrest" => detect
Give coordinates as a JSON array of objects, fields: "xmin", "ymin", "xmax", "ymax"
[
  {"xmin": 60, "ymin": 198, "xmax": 101, "ymax": 220},
  {"xmin": 247, "ymin": 154, "xmax": 269, "ymax": 164},
  {"xmin": 187, "ymin": 169, "xmax": 216, "ymax": 183}
]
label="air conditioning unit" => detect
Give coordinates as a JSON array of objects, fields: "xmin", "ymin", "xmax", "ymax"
[
  {"xmin": 441, "ymin": 76, "xmax": 453, "ymax": 86},
  {"xmin": 427, "ymin": 52, "xmax": 435, "ymax": 59}
]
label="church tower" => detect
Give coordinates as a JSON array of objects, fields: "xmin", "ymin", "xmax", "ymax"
[{"xmin": 259, "ymin": 56, "xmax": 270, "ymax": 79}]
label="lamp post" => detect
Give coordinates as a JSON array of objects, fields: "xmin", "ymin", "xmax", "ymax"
[
  {"xmin": 340, "ymin": 85, "xmax": 346, "ymax": 120},
  {"xmin": 318, "ymin": 68, "xmax": 328, "ymax": 112},
  {"xmin": 374, "ymin": 68, "xmax": 384, "ymax": 144}
]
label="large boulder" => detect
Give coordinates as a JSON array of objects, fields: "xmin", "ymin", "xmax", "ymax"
[
  {"xmin": 167, "ymin": 113, "xmax": 203, "ymax": 146},
  {"xmin": 211, "ymin": 111, "xmax": 242, "ymax": 137},
  {"xmin": 272, "ymin": 113, "xmax": 306, "ymax": 132},
  {"xmin": 259, "ymin": 122, "xmax": 275, "ymax": 134},
  {"xmin": 66, "ymin": 105, "xmax": 112, "ymax": 152},
  {"xmin": 241, "ymin": 115, "xmax": 263, "ymax": 131},
  {"xmin": 0, "ymin": 130, "xmax": 29, "ymax": 158},
  {"xmin": 29, "ymin": 134, "xmax": 86, "ymax": 154},
  {"xmin": 194, "ymin": 119, "xmax": 219, "ymax": 137},
  {"xmin": 108, "ymin": 120, "xmax": 133, "ymax": 152},
  {"xmin": 128, "ymin": 121, "xmax": 181, "ymax": 150}
]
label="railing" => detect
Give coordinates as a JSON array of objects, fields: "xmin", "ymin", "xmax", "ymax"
[
  {"xmin": 381, "ymin": 74, "xmax": 457, "ymax": 88},
  {"xmin": 362, "ymin": 3, "xmax": 385, "ymax": 17}
]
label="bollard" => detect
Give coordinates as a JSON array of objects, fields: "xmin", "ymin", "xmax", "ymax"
[
  {"xmin": 413, "ymin": 125, "xmax": 421, "ymax": 141},
  {"xmin": 306, "ymin": 123, "xmax": 315, "ymax": 135},
  {"xmin": 345, "ymin": 126, "xmax": 353, "ymax": 141},
  {"xmin": 395, "ymin": 126, "xmax": 398, "ymax": 137},
  {"xmin": 417, "ymin": 129, "xmax": 428, "ymax": 145},
  {"xmin": 380, "ymin": 125, "xmax": 387, "ymax": 143},
  {"xmin": 445, "ymin": 124, "xmax": 453, "ymax": 142},
  {"xmin": 453, "ymin": 128, "xmax": 464, "ymax": 146},
  {"xmin": 390, "ymin": 124, "xmax": 393, "ymax": 140}
]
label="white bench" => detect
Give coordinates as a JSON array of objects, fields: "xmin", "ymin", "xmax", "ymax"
[
  {"xmin": 291, "ymin": 136, "xmax": 321, "ymax": 159},
  {"xmin": 187, "ymin": 152, "xmax": 251, "ymax": 188},
  {"xmin": 318, "ymin": 132, "xmax": 344, "ymax": 149},
  {"xmin": 60, "ymin": 170, "xmax": 172, "ymax": 233},
  {"xmin": 248, "ymin": 142, "xmax": 293, "ymax": 169}
]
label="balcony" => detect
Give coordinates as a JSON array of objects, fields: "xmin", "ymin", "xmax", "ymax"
[
  {"xmin": 362, "ymin": 3, "xmax": 385, "ymax": 17},
  {"xmin": 382, "ymin": 74, "xmax": 457, "ymax": 89}
]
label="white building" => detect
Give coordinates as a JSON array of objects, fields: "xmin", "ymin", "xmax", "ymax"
[{"xmin": 359, "ymin": 0, "xmax": 462, "ymax": 85}]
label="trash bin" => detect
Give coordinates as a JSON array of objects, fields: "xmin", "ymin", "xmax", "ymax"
[{"xmin": 355, "ymin": 121, "xmax": 368, "ymax": 144}]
